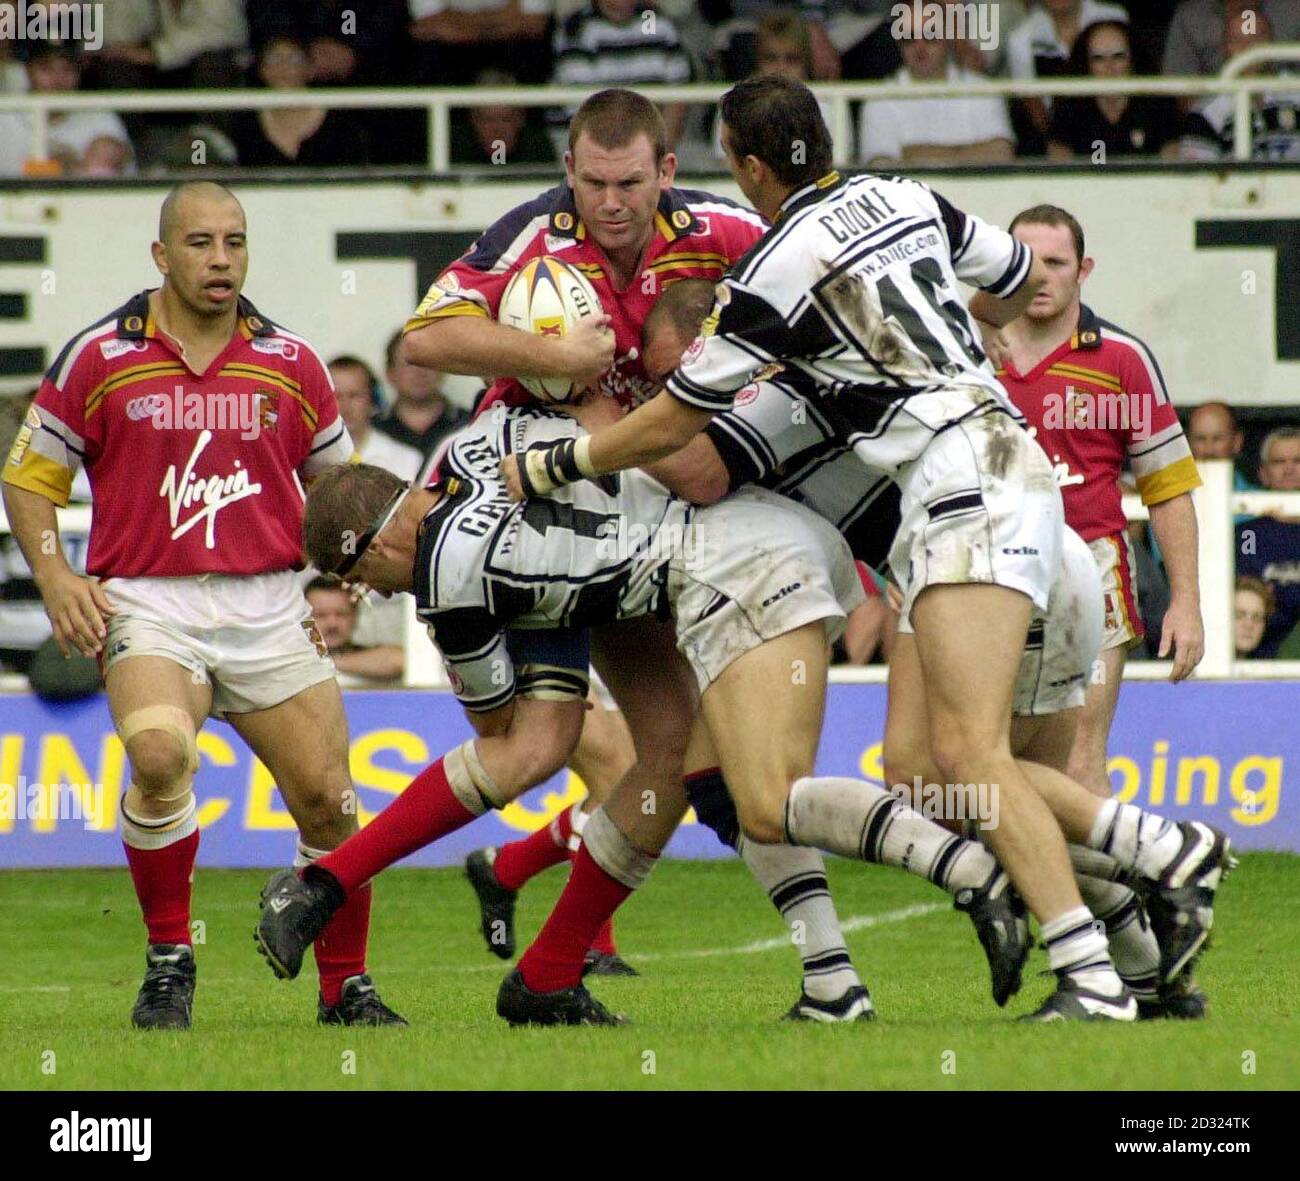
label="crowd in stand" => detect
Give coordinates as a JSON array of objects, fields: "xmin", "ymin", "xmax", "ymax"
[{"xmin": 1, "ymin": 1, "xmax": 1298, "ymax": 176}]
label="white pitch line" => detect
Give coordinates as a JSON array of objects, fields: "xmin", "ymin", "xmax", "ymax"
[
  {"xmin": 0, "ymin": 903, "xmax": 949, "ymax": 991},
  {"xmin": 633, "ymin": 901, "xmax": 947, "ymax": 962}
]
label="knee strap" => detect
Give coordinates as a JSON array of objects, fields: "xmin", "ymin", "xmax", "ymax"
[
  {"xmin": 684, "ymin": 767, "xmax": 741, "ymax": 850},
  {"xmin": 119, "ymin": 705, "xmax": 200, "ymax": 796},
  {"xmin": 445, "ymin": 739, "xmax": 504, "ymax": 814},
  {"xmin": 582, "ymin": 806, "xmax": 656, "ymax": 890}
]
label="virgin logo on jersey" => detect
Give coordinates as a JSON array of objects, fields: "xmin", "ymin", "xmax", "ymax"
[
  {"xmin": 1025, "ymin": 426, "xmax": 1085, "ymax": 489},
  {"xmin": 159, "ymin": 429, "xmax": 263, "ymax": 549}
]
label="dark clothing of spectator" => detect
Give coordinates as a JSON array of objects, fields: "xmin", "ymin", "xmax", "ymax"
[
  {"xmin": 1235, "ymin": 515, "xmax": 1300, "ymax": 657},
  {"xmin": 230, "ymin": 109, "xmax": 369, "ymax": 167},
  {"xmin": 1050, "ymin": 95, "xmax": 1184, "ymax": 157},
  {"xmin": 450, "ymin": 116, "xmax": 557, "ymax": 166},
  {"xmin": 245, "ymin": 0, "xmax": 412, "ymax": 85},
  {"xmin": 373, "ymin": 405, "xmax": 471, "ymax": 460}
]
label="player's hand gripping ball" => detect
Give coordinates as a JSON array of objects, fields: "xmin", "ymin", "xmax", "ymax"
[{"xmin": 498, "ymin": 257, "xmax": 606, "ymax": 403}]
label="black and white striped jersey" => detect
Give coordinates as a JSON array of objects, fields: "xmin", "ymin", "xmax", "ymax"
[
  {"xmin": 415, "ymin": 409, "xmax": 687, "ymax": 711},
  {"xmin": 705, "ymin": 366, "xmax": 900, "ymax": 572},
  {"xmin": 668, "ymin": 170, "xmax": 1034, "ymax": 476}
]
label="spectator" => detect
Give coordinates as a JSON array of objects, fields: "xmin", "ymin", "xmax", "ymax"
[
  {"xmin": 378, "ymin": 330, "xmax": 471, "ymax": 461},
  {"xmin": 552, "ymin": 2, "xmax": 691, "ymax": 147},
  {"xmin": 328, "ymin": 355, "xmax": 424, "ymax": 481},
  {"xmin": 1006, "ymin": 0, "xmax": 1129, "ymax": 151},
  {"xmin": 246, "ymin": 0, "xmax": 411, "ymax": 86},
  {"xmin": 304, "ymin": 578, "xmax": 405, "ymax": 685},
  {"xmin": 1235, "ymin": 426, "xmax": 1300, "ymax": 657},
  {"xmin": 1048, "ymin": 20, "xmax": 1184, "ymax": 160},
  {"xmin": 1, "ymin": 3, "xmax": 28, "ymax": 92},
  {"xmin": 1188, "ymin": 400, "xmax": 1255, "ymax": 489},
  {"xmin": 1234, "ymin": 575, "xmax": 1274, "ymax": 657},
  {"xmin": 711, "ymin": 11, "xmax": 834, "ymax": 157},
  {"xmin": 409, "ymin": 0, "xmax": 554, "ymax": 87},
  {"xmin": 1179, "ymin": 11, "xmax": 1300, "ymax": 162},
  {"xmin": 451, "ymin": 68, "xmax": 557, "ymax": 166},
  {"xmin": 0, "ymin": 41, "xmax": 136, "ymax": 177},
  {"xmin": 229, "ymin": 35, "xmax": 370, "ymax": 167},
  {"xmin": 1163, "ymin": 0, "xmax": 1300, "ymax": 77},
  {"xmin": 858, "ymin": 7, "xmax": 1014, "ymax": 166},
  {"xmin": 90, "ymin": 0, "xmax": 249, "ymax": 90}
]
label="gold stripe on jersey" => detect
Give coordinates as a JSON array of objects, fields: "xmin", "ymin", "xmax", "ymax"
[
  {"xmin": 220, "ymin": 362, "xmax": 302, "ymax": 394},
  {"xmin": 218, "ymin": 364, "xmax": 317, "ymax": 429},
  {"xmin": 1048, "ymin": 361, "xmax": 1124, "ymax": 395},
  {"xmin": 404, "ymin": 300, "xmax": 490, "ymax": 335},
  {"xmin": 647, "ymin": 252, "xmax": 729, "ymax": 272},
  {"xmin": 2, "ymin": 450, "xmax": 73, "ymax": 506},
  {"xmin": 86, "ymin": 362, "xmax": 188, "ymax": 418},
  {"xmin": 1134, "ymin": 455, "xmax": 1201, "ymax": 506}
]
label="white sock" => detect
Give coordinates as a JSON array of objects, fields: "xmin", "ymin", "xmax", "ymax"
[
  {"xmin": 1041, "ymin": 905, "xmax": 1124, "ymax": 995},
  {"xmin": 1089, "ymin": 799, "xmax": 1184, "ymax": 883},
  {"xmin": 737, "ymin": 837, "xmax": 862, "ymax": 1003},
  {"xmin": 784, "ymin": 776, "xmax": 998, "ymax": 894},
  {"xmin": 1077, "ymin": 876, "xmax": 1159, "ymax": 1000}
]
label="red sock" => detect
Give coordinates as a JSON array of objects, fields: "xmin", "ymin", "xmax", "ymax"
[
  {"xmin": 590, "ymin": 917, "xmax": 618, "ymax": 957},
  {"xmin": 518, "ymin": 843, "xmax": 635, "ymax": 992},
  {"xmin": 315, "ymin": 882, "xmax": 372, "ymax": 1007},
  {"xmin": 123, "ymin": 829, "xmax": 199, "ymax": 947},
  {"xmin": 318, "ymin": 756, "xmax": 474, "ymax": 896},
  {"xmin": 493, "ymin": 806, "xmax": 574, "ymax": 891}
]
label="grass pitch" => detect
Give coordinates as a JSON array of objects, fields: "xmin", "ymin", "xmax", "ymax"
[{"xmin": 1, "ymin": 854, "xmax": 1296, "ymax": 1091}]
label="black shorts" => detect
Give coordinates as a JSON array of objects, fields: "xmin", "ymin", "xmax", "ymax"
[{"xmin": 506, "ymin": 626, "xmax": 590, "ymax": 702}]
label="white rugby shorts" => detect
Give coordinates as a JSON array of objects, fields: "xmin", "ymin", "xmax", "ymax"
[
  {"xmin": 668, "ymin": 485, "xmax": 865, "ymax": 692},
  {"xmin": 101, "ymin": 569, "xmax": 334, "ymax": 716},
  {"xmin": 888, "ymin": 408, "xmax": 1063, "ymax": 619}
]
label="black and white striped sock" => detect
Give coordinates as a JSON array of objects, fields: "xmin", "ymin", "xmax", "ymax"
[
  {"xmin": 737, "ymin": 838, "xmax": 862, "ymax": 1003},
  {"xmin": 1041, "ymin": 905, "xmax": 1124, "ymax": 995}
]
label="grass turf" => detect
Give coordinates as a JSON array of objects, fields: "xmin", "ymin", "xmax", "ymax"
[{"xmin": 1, "ymin": 854, "xmax": 1296, "ymax": 1091}]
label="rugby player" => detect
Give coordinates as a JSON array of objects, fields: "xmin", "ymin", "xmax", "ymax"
[
  {"xmin": 556, "ymin": 279, "xmax": 1209, "ymax": 1020},
  {"xmin": 994, "ymin": 205, "xmax": 1204, "ymax": 788},
  {"xmin": 2, "ymin": 182, "xmax": 404, "ymax": 1028},
  {"xmin": 253, "ymin": 422, "xmax": 871, "ymax": 1025},
  {"xmin": 503, "ymin": 77, "xmax": 1233, "ymax": 1022},
  {"xmin": 402, "ymin": 87, "xmax": 875, "ymax": 1018}
]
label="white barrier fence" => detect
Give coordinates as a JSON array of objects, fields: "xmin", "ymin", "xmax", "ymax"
[
  {"xmin": 3, "ymin": 458, "xmax": 1297, "ymax": 689},
  {"xmin": 1, "ymin": 43, "xmax": 1298, "ymax": 170}
]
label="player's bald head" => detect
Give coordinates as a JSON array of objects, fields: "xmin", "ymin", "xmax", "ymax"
[
  {"xmin": 158, "ymin": 181, "xmax": 244, "ymax": 244},
  {"xmin": 644, "ymin": 279, "xmax": 716, "ymax": 347}
]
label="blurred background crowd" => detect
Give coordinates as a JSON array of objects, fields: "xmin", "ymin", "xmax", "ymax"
[{"xmin": 1, "ymin": 0, "xmax": 1298, "ymax": 177}]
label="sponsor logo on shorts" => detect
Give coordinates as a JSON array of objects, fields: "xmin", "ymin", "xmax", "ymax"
[
  {"xmin": 1001, "ymin": 546, "xmax": 1039, "ymax": 555},
  {"xmin": 761, "ymin": 582, "xmax": 802, "ymax": 608},
  {"xmin": 734, "ymin": 383, "xmax": 760, "ymax": 406},
  {"xmin": 301, "ymin": 619, "xmax": 329, "ymax": 659}
]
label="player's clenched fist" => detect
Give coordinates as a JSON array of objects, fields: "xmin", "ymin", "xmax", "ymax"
[
  {"xmin": 556, "ymin": 313, "xmax": 616, "ymax": 387},
  {"xmin": 500, "ymin": 435, "xmax": 597, "ymax": 501},
  {"xmin": 37, "ymin": 567, "xmax": 117, "ymax": 657}
]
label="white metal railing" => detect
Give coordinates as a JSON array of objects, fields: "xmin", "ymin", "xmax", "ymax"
[
  {"xmin": 2, "ymin": 46, "xmax": 1299, "ymax": 172},
  {"xmin": 2, "ymin": 458, "xmax": 1296, "ymax": 689}
]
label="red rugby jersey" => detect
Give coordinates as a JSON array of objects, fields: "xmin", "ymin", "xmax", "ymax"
[
  {"xmin": 997, "ymin": 305, "xmax": 1200, "ymax": 542},
  {"xmin": 403, "ymin": 183, "xmax": 766, "ymax": 414},
  {"xmin": 3, "ymin": 291, "xmax": 353, "ymax": 578}
]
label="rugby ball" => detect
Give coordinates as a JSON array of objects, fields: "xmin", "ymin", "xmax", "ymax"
[{"xmin": 498, "ymin": 256, "xmax": 604, "ymax": 403}]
